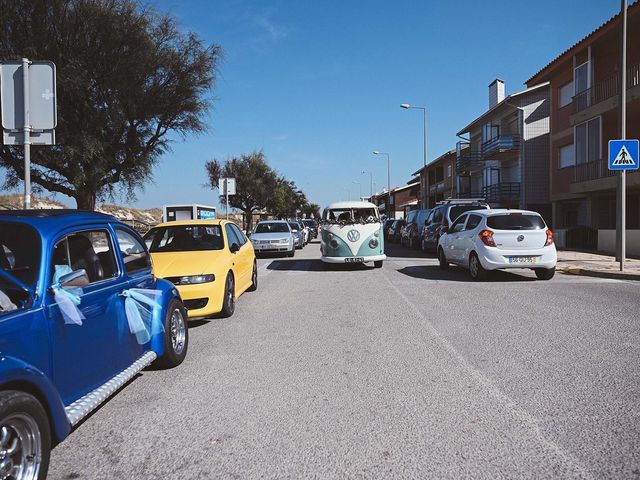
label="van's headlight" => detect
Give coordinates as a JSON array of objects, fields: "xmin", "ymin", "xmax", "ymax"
[
  {"xmin": 330, "ymin": 239, "xmax": 339, "ymax": 249},
  {"xmin": 168, "ymin": 274, "xmax": 215, "ymax": 285},
  {"xmin": 369, "ymin": 238, "xmax": 379, "ymax": 248}
]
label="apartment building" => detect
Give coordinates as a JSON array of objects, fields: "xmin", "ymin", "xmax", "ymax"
[
  {"xmin": 412, "ymin": 149, "xmax": 457, "ymax": 208},
  {"xmin": 525, "ymin": 2, "xmax": 640, "ymax": 252},
  {"xmin": 455, "ymin": 80, "xmax": 551, "ymax": 220}
]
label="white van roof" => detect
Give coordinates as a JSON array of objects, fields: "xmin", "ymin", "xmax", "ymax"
[{"xmin": 325, "ymin": 201, "xmax": 378, "ymax": 210}]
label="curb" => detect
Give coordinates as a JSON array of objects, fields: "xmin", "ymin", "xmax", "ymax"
[{"xmin": 558, "ymin": 267, "xmax": 640, "ymax": 281}]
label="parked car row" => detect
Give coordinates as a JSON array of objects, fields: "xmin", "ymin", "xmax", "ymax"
[
  {"xmin": 248, "ymin": 218, "xmax": 318, "ymax": 258},
  {"xmin": 388, "ymin": 199, "xmax": 557, "ymax": 281},
  {"xmin": 0, "ymin": 211, "xmax": 259, "ymax": 479}
]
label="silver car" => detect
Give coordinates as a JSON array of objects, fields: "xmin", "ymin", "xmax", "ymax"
[
  {"xmin": 250, "ymin": 221, "xmax": 295, "ymax": 257},
  {"xmin": 288, "ymin": 221, "xmax": 305, "ymax": 249}
]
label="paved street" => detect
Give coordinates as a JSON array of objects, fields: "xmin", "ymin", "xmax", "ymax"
[{"xmin": 49, "ymin": 242, "xmax": 640, "ymax": 479}]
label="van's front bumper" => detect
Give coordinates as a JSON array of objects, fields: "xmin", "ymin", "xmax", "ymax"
[{"xmin": 321, "ymin": 254, "xmax": 386, "ymax": 264}]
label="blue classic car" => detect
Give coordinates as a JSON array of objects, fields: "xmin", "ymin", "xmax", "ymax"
[{"xmin": 0, "ymin": 210, "xmax": 188, "ymax": 480}]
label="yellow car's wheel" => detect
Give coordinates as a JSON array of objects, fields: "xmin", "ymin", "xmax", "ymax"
[
  {"xmin": 247, "ymin": 261, "xmax": 258, "ymax": 292},
  {"xmin": 220, "ymin": 272, "xmax": 235, "ymax": 318}
]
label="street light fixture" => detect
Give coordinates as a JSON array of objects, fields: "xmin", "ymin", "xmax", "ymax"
[
  {"xmin": 373, "ymin": 151, "xmax": 390, "ymax": 215},
  {"xmin": 361, "ymin": 170, "xmax": 373, "ymax": 198},
  {"xmin": 401, "ymin": 103, "xmax": 427, "ymax": 207}
]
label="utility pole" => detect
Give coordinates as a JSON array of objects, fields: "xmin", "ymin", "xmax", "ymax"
[
  {"xmin": 616, "ymin": 0, "xmax": 627, "ymax": 270},
  {"xmin": 22, "ymin": 58, "xmax": 31, "ymax": 209}
]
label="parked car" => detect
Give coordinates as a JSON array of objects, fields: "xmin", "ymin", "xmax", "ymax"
[
  {"xmin": 248, "ymin": 220, "xmax": 295, "ymax": 257},
  {"xmin": 400, "ymin": 209, "xmax": 431, "ymax": 249},
  {"xmin": 144, "ymin": 220, "xmax": 257, "ymax": 319},
  {"xmin": 387, "ymin": 219, "xmax": 406, "ymax": 243},
  {"xmin": 437, "ymin": 209, "xmax": 557, "ymax": 280},
  {"xmin": 288, "ymin": 221, "xmax": 306, "ymax": 248},
  {"xmin": 302, "ymin": 219, "xmax": 318, "ymax": 239},
  {"xmin": 421, "ymin": 199, "xmax": 490, "ymax": 253},
  {"xmin": 383, "ymin": 219, "xmax": 395, "ymax": 240},
  {"xmin": 0, "ymin": 210, "xmax": 188, "ymax": 480}
]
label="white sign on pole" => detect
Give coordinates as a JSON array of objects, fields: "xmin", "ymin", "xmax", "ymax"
[
  {"xmin": 1, "ymin": 59, "xmax": 57, "ymax": 209},
  {"xmin": 218, "ymin": 177, "xmax": 236, "ymax": 195},
  {"xmin": 1, "ymin": 61, "xmax": 57, "ymax": 145}
]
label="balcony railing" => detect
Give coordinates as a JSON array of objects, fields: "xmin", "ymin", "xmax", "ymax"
[
  {"xmin": 482, "ymin": 182, "xmax": 520, "ymax": 203},
  {"xmin": 572, "ymin": 158, "xmax": 615, "ymax": 183},
  {"xmin": 573, "ymin": 62, "xmax": 640, "ymax": 113},
  {"xmin": 481, "ymin": 135, "xmax": 520, "ymax": 158},
  {"xmin": 455, "ymin": 150, "xmax": 484, "ymax": 173}
]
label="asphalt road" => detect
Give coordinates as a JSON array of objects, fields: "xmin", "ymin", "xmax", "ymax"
[{"xmin": 49, "ymin": 240, "xmax": 640, "ymax": 479}]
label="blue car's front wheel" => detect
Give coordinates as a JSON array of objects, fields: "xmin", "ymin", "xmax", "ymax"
[
  {"xmin": 0, "ymin": 390, "xmax": 50, "ymax": 480},
  {"xmin": 156, "ymin": 299, "xmax": 189, "ymax": 368}
]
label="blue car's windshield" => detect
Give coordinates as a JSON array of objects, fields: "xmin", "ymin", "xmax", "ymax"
[{"xmin": 0, "ymin": 221, "xmax": 41, "ymax": 286}]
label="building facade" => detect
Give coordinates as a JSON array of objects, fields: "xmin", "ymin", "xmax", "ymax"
[
  {"xmin": 455, "ymin": 80, "xmax": 551, "ymax": 220},
  {"xmin": 526, "ymin": 2, "xmax": 640, "ymax": 252},
  {"xmin": 412, "ymin": 150, "xmax": 457, "ymax": 209}
]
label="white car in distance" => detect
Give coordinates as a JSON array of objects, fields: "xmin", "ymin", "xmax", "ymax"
[
  {"xmin": 437, "ymin": 209, "xmax": 557, "ymax": 280},
  {"xmin": 249, "ymin": 220, "xmax": 295, "ymax": 257}
]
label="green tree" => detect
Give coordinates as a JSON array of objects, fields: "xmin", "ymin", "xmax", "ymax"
[
  {"xmin": 301, "ymin": 202, "xmax": 321, "ymax": 219},
  {"xmin": 205, "ymin": 151, "xmax": 278, "ymax": 231},
  {"xmin": 0, "ymin": 0, "xmax": 221, "ymax": 209}
]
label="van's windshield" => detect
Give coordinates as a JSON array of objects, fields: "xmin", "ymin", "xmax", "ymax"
[{"xmin": 324, "ymin": 208, "xmax": 379, "ymax": 224}]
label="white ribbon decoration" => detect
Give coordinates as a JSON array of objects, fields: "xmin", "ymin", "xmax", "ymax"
[
  {"xmin": 51, "ymin": 265, "xmax": 85, "ymax": 326},
  {"xmin": 121, "ymin": 288, "xmax": 163, "ymax": 345}
]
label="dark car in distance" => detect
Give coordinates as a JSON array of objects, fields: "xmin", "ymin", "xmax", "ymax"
[
  {"xmin": 387, "ymin": 219, "xmax": 406, "ymax": 243},
  {"xmin": 421, "ymin": 199, "xmax": 490, "ymax": 253}
]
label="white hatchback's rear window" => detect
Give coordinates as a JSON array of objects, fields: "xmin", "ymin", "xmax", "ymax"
[{"xmin": 487, "ymin": 214, "xmax": 546, "ymax": 230}]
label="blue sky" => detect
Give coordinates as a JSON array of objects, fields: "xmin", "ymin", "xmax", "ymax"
[{"xmin": 8, "ymin": 0, "xmax": 624, "ymax": 210}]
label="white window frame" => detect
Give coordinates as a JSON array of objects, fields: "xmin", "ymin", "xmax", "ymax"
[
  {"xmin": 574, "ymin": 116, "xmax": 602, "ymax": 165},
  {"xmin": 558, "ymin": 82, "xmax": 574, "ymax": 108},
  {"xmin": 559, "ymin": 144, "xmax": 575, "ymax": 169},
  {"xmin": 574, "ymin": 61, "xmax": 591, "ymax": 95}
]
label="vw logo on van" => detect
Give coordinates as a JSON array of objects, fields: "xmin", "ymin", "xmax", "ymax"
[
  {"xmin": 517, "ymin": 235, "xmax": 525, "ymax": 242},
  {"xmin": 347, "ymin": 229, "xmax": 360, "ymax": 242}
]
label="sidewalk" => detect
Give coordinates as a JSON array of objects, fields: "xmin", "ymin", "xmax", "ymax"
[{"xmin": 557, "ymin": 250, "xmax": 640, "ymax": 281}]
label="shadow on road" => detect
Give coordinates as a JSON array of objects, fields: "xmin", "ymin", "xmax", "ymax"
[
  {"xmin": 384, "ymin": 243, "xmax": 435, "ymax": 260},
  {"xmin": 266, "ymin": 259, "xmax": 374, "ymax": 272},
  {"xmin": 398, "ymin": 265, "xmax": 537, "ymax": 283}
]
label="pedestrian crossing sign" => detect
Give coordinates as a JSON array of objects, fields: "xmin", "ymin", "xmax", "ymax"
[{"xmin": 608, "ymin": 139, "xmax": 639, "ymax": 170}]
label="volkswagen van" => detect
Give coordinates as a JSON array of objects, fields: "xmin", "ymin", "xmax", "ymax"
[{"xmin": 320, "ymin": 201, "xmax": 386, "ymax": 267}]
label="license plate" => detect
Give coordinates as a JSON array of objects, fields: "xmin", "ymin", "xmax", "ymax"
[
  {"xmin": 509, "ymin": 256, "xmax": 536, "ymax": 264},
  {"xmin": 345, "ymin": 257, "xmax": 365, "ymax": 263}
]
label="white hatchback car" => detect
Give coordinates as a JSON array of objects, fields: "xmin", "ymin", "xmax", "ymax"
[{"xmin": 437, "ymin": 209, "xmax": 557, "ymax": 280}]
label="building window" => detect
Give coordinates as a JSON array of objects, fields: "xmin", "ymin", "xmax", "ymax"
[
  {"xmin": 559, "ymin": 82, "xmax": 573, "ymax": 108},
  {"xmin": 559, "ymin": 144, "xmax": 575, "ymax": 168},
  {"xmin": 483, "ymin": 123, "xmax": 499, "ymax": 143},
  {"xmin": 447, "ymin": 164, "xmax": 452, "ymax": 178},
  {"xmin": 574, "ymin": 61, "xmax": 590, "ymax": 95},
  {"xmin": 574, "ymin": 117, "xmax": 601, "ymax": 164}
]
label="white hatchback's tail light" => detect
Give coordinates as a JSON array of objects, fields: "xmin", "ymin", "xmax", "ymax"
[
  {"xmin": 479, "ymin": 229, "xmax": 496, "ymax": 247},
  {"xmin": 544, "ymin": 228, "xmax": 554, "ymax": 246}
]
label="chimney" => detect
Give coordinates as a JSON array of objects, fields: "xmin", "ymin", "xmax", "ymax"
[{"xmin": 489, "ymin": 79, "xmax": 505, "ymax": 109}]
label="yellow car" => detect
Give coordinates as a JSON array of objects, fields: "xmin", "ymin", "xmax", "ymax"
[{"xmin": 143, "ymin": 220, "xmax": 257, "ymax": 319}]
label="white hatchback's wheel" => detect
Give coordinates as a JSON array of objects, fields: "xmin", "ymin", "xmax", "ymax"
[{"xmin": 469, "ymin": 253, "xmax": 487, "ymax": 281}]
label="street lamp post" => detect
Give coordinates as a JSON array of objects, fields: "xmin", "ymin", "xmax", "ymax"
[
  {"xmin": 373, "ymin": 151, "xmax": 390, "ymax": 215},
  {"xmin": 401, "ymin": 103, "xmax": 427, "ymax": 206},
  {"xmin": 361, "ymin": 170, "xmax": 373, "ymax": 198},
  {"xmin": 352, "ymin": 181, "xmax": 362, "ymax": 200}
]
